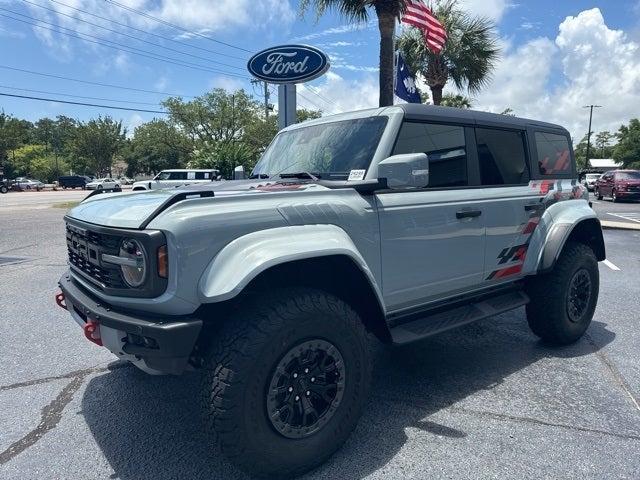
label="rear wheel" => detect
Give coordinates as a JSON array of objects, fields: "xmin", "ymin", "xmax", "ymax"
[
  {"xmin": 0, "ymin": 185, "xmax": 7, "ymax": 194},
  {"xmin": 595, "ymin": 187, "xmax": 603, "ymax": 200},
  {"xmin": 526, "ymin": 242, "xmax": 599, "ymax": 345},
  {"xmin": 200, "ymin": 288, "xmax": 372, "ymax": 478}
]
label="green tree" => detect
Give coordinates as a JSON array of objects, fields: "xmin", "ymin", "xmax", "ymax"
[
  {"xmin": 594, "ymin": 130, "xmax": 614, "ymax": 158},
  {"xmin": 68, "ymin": 116, "xmax": 125, "ymax": 176},
  {"xmin": 125, "ymin": 119, "xmax": 192, "ymax": 175},
  {"xmin": 301, "ymin": 0, "xmax": 415, "ymax": 107},
  {"xmin": 397, "ymin": 0, "xmax": 499, "ymax": 105},
  {"xmin": 440, "ymin": 93, "xmax": 472, "ymax": 108},
  {"xmin": 10, "ymin": 144, "xmax": 66, "ymax": 182},
  {"xmin": 613, "ymin": 119, "xmax": 640, "ymax": 169}
]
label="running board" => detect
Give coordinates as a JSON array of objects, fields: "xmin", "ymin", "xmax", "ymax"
[{"xmin": 389, "ymin": 290, "xmax": 529, "ymax": 345}]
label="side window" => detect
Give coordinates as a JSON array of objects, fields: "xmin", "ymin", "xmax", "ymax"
[
  {"xmin": 475, "ymin": 128, "xmax": 529, "ymax": 185},
  {"xmin": 169, "ymin": 172, "xmax": 188, "ymax": 180},
  {"xmin": 393, "ymin": 122, "xmax": 467, "ymax": 188},
  {"xmin": 535, "ymin": 132, "xmax": 572, "ymax": 175},
  {"xmin": 195, "ymin": 172, "xmax": 211, "ymax": 180}
]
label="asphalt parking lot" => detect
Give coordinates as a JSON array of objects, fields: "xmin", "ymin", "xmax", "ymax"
[{"xmin": 0, "ymin": 192, "xmax": 639, "ymax": 479}]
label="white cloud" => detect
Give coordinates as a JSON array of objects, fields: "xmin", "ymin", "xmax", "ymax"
[
  {"xmin": 22, "ymin": 0, "xmax": 295, "ymax": 58},
  {"xmin": 458, "ymin": 0, "xmax": 514, "ymax": 23},
  {"xmin": 298, "ymin": 71, "xmax": 378, "ymax": 114},
  {"xmin": 209, "ymin": 75, "xmax": 244, "ymax": 92},
  {"xmin": 154, "ymin": 76, "xmax": 169, "ymax": 91},
  {"xmin": 469, "ymin": 8, "xmax": 640, "ymax": 139},
  {"xmin": 125, "ymin": 113, "xmax": 145, "ymax": 137},
  {"xmin": 291, "ymin": 21, "xmax": 375, "ymax": 42}
]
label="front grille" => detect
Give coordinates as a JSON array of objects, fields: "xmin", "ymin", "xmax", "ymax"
[{"xmin": 66, "ymin": 223, "xmax": 126, "ymax": 289}]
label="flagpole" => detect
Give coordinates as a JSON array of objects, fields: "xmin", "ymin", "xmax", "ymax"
[{"xmin": 392, "ymin": 17, "xmax": 398, "ymax": 105}]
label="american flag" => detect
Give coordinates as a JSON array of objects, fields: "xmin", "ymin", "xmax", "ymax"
[{"xmin": 401, "ymin": 0, "xmax": 447, "ymax": 54}]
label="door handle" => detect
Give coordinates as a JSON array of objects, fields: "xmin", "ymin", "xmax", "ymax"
[{"xmin": 456, "ymin": 210, "xmax": 482, "ymax": 219}]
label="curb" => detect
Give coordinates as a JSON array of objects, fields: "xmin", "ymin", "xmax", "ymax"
[{"xmin": 601, "ymin": 220, "xmax": 640, "ymax": 231}]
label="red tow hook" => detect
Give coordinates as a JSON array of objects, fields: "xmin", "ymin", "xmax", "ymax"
[
  {"xmin": 55, "ymin": 290, "xmax": 67, "ymax": 310},
  {"xmin": 84, "ymin": 320, "xmax": 103, "ymax": 346}
]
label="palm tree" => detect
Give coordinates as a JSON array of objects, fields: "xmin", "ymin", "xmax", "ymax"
[
  {"xmin": 441, "ymin": 93, "xmax": 472, "ymax": 108},
  {"xmin": 300, "ymin": 0, "xmax": 409, "ymax": 107},
  {"xmin": 397, "ymin": 0, "xmax": 499, "ymax": 105}
]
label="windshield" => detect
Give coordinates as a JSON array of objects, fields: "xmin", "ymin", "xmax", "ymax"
[
  {"xmin": 586, "ymin": 174, "xmax": 600, "ymax": 180},
  {"xmin": 617, "ymin": 171, "xmax": 640, "ymax": 180},
  {"xmin": 252, "ymin": 117, "xmax": 388, "ymax": 180},
  {"xmin": 155, "ymin": 172, "xmax": 171, "ymax": 180}
]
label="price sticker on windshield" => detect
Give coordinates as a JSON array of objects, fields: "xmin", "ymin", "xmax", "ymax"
[{"xmin": 348, "ymin": 169, "xmax": 366, "ymax": 181}]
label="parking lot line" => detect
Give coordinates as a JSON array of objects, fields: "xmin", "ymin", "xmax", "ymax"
[
  {"xmin": 606, "ymin": 212, "xmax": 640, "ymax": 224},
  {"xmin": 602, "ymin": 259, "xmax": 621, "ymax": 271}
]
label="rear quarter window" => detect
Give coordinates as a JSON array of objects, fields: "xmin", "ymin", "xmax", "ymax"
[{"xmin": 535, "ymin": 132, "xmax": 572, "ymax": 176}]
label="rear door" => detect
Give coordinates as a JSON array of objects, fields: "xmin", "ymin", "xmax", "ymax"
[
  {"xmin": 376, "ymin": 121, "xmax": 486, "ymax": 313},
  {"xmin": 472, "ymin": 127, "xmax": 538, "ymax": 283}
]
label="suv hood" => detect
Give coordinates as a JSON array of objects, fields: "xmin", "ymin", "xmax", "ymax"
[{"xmin": 67, "ymin": 179, "xmax": 327, "ymax": 229}]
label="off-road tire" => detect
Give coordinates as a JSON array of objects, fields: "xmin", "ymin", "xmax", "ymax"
[
  {"xmin": 526, "ymin": 242, "xmax": 599, "ymax": 345},
  {"xmin": 595, "ymin": 188, "xmax": 603, "ymax": 200},
  {"xmin": 200, "ymin": 288, "xmax": 372, "ymax": 478}
]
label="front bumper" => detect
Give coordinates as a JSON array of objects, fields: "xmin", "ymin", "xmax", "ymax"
[
  {"xmin": 58, "ymin": 273, "xmax": 202, "ymax": 374},
  {"xmin": 616, "ymin": 191, "xmax": 640, "ymax": 199}
]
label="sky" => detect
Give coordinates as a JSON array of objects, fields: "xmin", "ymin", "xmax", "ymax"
[{"xmin": 0, "ymin": 0, "xmax": 639, "ymax": 141}]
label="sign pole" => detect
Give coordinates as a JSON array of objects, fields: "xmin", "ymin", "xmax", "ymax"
[{"xmin": 278, "ymin": 84, "xmax": 297, "ymax": 130}]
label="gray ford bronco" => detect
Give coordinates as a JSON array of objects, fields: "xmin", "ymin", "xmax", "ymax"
[{"xmin": 56, "ymin": 104, "xmax": 605, "ymax": 478}]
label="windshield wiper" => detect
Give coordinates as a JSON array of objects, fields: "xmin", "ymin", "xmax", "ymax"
[
  {"xmin": 249, "ymin": 173, "xmax": 269, "ymax": 179},
  {"xmin": 278, "ymin": 172, "xmax": 321, "ymax": 181}
]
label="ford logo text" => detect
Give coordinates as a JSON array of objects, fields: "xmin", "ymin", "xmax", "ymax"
[{"xmin": 247, "ymin": 45, "xmax": 330, "ymax": 84}]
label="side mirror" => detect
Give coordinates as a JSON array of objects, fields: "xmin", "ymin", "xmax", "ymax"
[
  {"xmin": 233, "ymin": 165, "xmax": 245, "ymax": 180},
  {"xmin": 377, "ymin": 153, "xmax": 429, "ymax": 189}
]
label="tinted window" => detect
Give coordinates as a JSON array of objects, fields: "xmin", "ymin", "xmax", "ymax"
[
  {"xmin": 194, "ymin": 172, "xmax": 211, "ymax": 180},
  {"xmin": 475, "ymin": 128, "xmax": 529, "ymax": 185},
  {"xmin": 393, "ymin": 122, "xmax": 467, "ymax": 187},
  {"xmin": 616, "ymin": 171, "xmax": 640, "ymax": 180},
  {"xmin": 169, "ymin": 172, "xmax": 188, "ymax": 180},
  {"xmin": 535, "ymin": 132, "xmax": 572, "ymax": 175}
]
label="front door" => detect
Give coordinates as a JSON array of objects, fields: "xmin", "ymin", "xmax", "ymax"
[{"xmin": 377, "ymin": 122, "xmax": 486, "ymax": 313}]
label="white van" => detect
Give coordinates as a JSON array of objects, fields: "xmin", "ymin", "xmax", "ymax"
[{"xmin": 132, "ymin": 169, "xmax": 221, "ymax": 191}]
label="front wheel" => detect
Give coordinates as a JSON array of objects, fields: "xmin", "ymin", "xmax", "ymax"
[
  {"xmin": 526, "ymin": 242, "xmax": 599, "ymax": 345},
  {"xmin": 200, "ymin": 288, "xmax": 372, "ymax": 478},
  {"xmin": 595, "ymin": 188, "xmax": 603, "ymax": 200},
  {"xmin": 612, "ymin": 189, "xmax": 619, "ymax": 203}
]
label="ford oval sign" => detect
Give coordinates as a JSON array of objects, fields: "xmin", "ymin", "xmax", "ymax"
[{"xmin": 247, "ymin": 45, "xmax": 330, "ymax": 84}]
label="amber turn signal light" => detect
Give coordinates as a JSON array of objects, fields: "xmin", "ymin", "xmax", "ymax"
[{"xmin": 157, "ymin": 245, "xmax": 168, "ymax": 278}]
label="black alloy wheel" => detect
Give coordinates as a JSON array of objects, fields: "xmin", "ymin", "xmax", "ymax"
[
  {"xmin": 267, "ymin": 339, "xmax": 346, "ymax": 439},
  {"xmin": 566, "ymin": 268, "xmax": 592, "ymax": 323}
]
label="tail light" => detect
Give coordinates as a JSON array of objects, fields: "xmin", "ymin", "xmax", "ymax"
[{"xmin": 157, "ymin": 245, "xmax": 168, "ymax": 278}]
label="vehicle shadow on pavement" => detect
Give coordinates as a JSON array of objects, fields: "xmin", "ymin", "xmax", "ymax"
[{"xmin": 81, "ymin": 310, "xmax": 615, "ymax": 480}]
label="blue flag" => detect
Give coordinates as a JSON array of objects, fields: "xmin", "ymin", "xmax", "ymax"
[{"xmin": 395, "ymin": 53, "xmax": 421, "ymax": 104}]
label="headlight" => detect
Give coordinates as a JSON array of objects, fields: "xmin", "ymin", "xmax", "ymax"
[{"xmin": 119, "ymin": 239, "xmax": 147, "ymax": 287}]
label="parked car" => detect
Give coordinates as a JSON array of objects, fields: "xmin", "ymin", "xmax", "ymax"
[
  {"xmin": 58, "ymin": 175, "xmax": 90, "ymax": 189},
  {"xmin": 594, "ymin": 169, "xmax": 640, "ymax": 202},
  {"xmin": 56, "ymin": 105, "xmax": 604, "ymax": 478},
  {"xmin": 582, "ymin": 172, "xmax": 601, "ymax": 191},
  {"xmin": 132, "ymin": 169, "xmax": 221, "ymax": 190},
  {"xmin": 14, "ymin": 177, "xmax": 44, "ymax": 191},
  {"xmin": 86, "ymin": 178, "xmax": 121, "ymax": 191},
  {"xmin": 117, "ymin": 176, "xmax": 134, "ymax": 185},
  {"xmin": 0, "ymin": 177, "xmax": 10, "ymax": 194}
]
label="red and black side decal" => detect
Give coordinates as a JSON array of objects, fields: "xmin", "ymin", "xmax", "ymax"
[{"xmin": 485, "ymin": 208, "xmax": 542, "ymax": 280}]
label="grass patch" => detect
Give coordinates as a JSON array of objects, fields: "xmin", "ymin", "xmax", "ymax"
[{"xmin": 52, "ymin": 201, "xmax": 80, "ymax": 209}]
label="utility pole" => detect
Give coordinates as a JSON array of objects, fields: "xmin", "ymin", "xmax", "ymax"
[
  {"xmin": 583, "ymin": 105, "xmax": 602, "ymax": 169},
  {"xmin": 251, "ymin": 79, "xmax": 272, "ymax": 119}
]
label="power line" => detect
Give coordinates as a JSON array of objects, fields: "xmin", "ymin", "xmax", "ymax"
[
  {"xmin": 0, "ymin": 92, "xmax": 167, "ymax": 114},
  {"xmin": 19, "ymin": 0, "xmax": 246, "ymax": 71},
  {"xmin": 0, "ymin": 10, "xmax": 250, "ymax": 78},
  {"xmin": 105, "ymin": 0, "xmax": 252, "ymax": 53},
  {"xmin": 301, "ymin": 84, "xmax": 340, "ymax": 110},
  {"xmin": 0, "ymin": 84, "xmax": 162, "ymax": 106},
  {"xmin": 0, "ymin": 64, "xmax": 196, "ymax": 98},
  {"xmin": 37, "ymin": 0, "xmax": 246, "ymax": 61}
]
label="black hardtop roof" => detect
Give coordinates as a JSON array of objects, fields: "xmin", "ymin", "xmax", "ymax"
[{"xmin": 396, "ymin": 104, "xmax": 569, "ymax": 134}]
